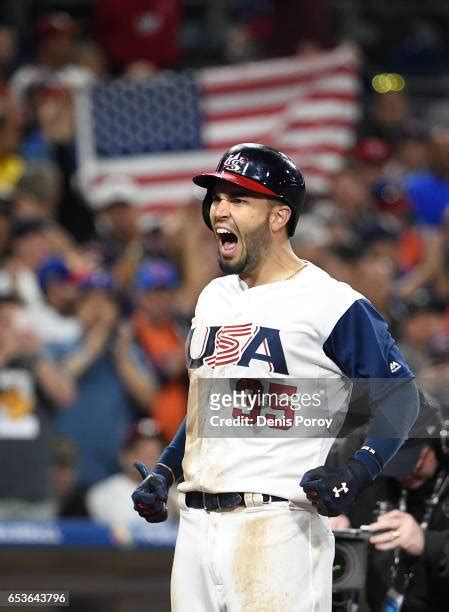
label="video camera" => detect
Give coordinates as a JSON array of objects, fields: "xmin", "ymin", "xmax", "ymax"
[{"xmin": 332, "ymin": 528, "xmax": 370, "ymax": 592}]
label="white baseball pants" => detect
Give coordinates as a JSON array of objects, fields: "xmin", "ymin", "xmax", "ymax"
[{"xmin": 171, "ymin": 495, "xmax": 334, "ymax": 612}]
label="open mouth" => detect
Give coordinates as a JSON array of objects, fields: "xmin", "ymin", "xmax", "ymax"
[{"xmin": 216, "ymin": 228, "xmax": 239, "ymax": 257}]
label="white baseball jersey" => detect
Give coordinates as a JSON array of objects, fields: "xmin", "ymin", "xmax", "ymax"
[{"xmin": 179, "ymin": 261, "xmax": 410, "ymax": 504}]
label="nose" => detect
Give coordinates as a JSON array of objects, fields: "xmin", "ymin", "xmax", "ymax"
[{"xmin": 211, "ymin": 196, "xmax": 231, "ymax": 220}]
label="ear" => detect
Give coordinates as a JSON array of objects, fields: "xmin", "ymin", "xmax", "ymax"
[{"xmin": 269, "ymin": 203, "xmax": 291, "ymax": 234}]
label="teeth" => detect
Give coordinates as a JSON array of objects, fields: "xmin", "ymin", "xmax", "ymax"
[{"xmin": 216, "ymin": 228, "xmax": 229, "ymax": 234}]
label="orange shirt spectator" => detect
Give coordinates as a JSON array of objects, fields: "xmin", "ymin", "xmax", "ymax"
[{"xmin": 133, "ymin": 260, "xmax": 186, "ymax": 440}]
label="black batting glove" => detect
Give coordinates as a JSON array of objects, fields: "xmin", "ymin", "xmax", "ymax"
[
  {"xmin": 299, "ymin": 459, "xmax": 373, "ymax": 517},
  {"xmin": 132, "ymin": 462, "xmax": 172, "ymax": 523}
]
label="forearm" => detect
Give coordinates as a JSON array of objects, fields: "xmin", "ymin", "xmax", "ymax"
[
  {"xmin": 354, "ymin": 380, "xmax": 420, "ymax": 478},
  {"xmin": 62, "ymin": 347, "xmax": 96, "ymax": 378},
  {"xmin": 62, "ymin": 329, "xmax": 109, "ymax": 378},
  {"xmin": 155, "ymin": 418, "xmax": 186, "ymax": 483},
  {"xmin": 115, "ymin": 351, "xmax": 155, "ymax": 409},
  {"xmin": 35, "ymin": 358, "xmax": 76, "ymax": 407},
  {"xmin": 112, "ymin": 243, "xmax": 142, "ymax": 290}
]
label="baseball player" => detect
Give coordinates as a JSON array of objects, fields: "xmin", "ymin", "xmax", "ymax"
[{"xmin": 132, "ymin": 143, "xmax": 419, "ymax": 611}]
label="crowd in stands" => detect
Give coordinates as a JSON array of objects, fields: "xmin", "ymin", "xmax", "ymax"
[{"xmin": 0, "ymin": 4, "xmax": 447, "ymax": 531}]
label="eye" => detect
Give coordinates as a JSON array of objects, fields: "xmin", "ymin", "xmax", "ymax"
[{"xmin": 230, "ymin": 197, "xmax": 247, "ymax": 205}]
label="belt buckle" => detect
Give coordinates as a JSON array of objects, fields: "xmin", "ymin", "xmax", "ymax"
[{"xmin": 244, "ymin": 493, "xmax": 264, "ymax": 508}]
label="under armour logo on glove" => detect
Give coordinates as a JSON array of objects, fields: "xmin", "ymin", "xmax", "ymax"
[
  {"xmin": 332, "ymin": 482, "xmax": 349, "ymax": 498},
  {"xmin": 299, "ymin": 460, "xmax": 372, "ymax": 517}
]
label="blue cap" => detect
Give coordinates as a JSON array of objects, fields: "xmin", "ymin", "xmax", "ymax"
[
  {"xmin": 135, "ymin": 260, "xmax": 179, "ymax": 292},
  {"xmin": 37, "ymin": 257, "xmax": 71, "ymax": 293}
]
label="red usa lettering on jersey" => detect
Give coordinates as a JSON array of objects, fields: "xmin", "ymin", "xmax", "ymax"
[{"xmin": 187, "ymin": 323, "xmax": 289, "ymax": 375}]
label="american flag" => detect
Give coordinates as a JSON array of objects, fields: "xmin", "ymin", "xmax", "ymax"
[{"xmin": 75, "ymin": 45, "xmax": 360, "ymax": 213}]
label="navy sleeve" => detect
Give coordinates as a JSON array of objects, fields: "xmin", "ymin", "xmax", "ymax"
[
  {"xmin": 323, "ymin": 299, "xmax": 418, "ymax": 477},
  {"xmin": 354, "ymin": 380, "xmax": 419, "ymax": 477},
  {"xmin": 323, "ymin": 298, "xmax": 413, "ymax": 390},
  {"xmin": 158, "ymin": 418, "xmax": 186, "ymax": 481}
]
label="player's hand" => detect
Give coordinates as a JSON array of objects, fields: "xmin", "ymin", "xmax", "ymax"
[
  {"xmin": 299, "ymin": 459, "xmax": 372, "ymax": 517},
  {"xmin": 132, "ymin": 462, "xmax": 170, "ymax": 523}
]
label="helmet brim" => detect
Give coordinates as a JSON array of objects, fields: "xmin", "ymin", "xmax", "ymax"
[{"xmin": 192, "ymin": 171, "xmax": 279, "ymax": 198}]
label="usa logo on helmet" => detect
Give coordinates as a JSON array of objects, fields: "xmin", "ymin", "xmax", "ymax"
[{"xmin": 222, "ymin": 153, "xmax": 249, "ymax": 173}]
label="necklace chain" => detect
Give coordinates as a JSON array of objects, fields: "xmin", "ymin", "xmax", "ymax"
[{"xmin": 285, "ymin": 262, "xmax": 306, "ymax": 281}]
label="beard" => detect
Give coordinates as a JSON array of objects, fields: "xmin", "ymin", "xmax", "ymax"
[{"xmin": 218, "ymin": 217, "xmax": 271, "ymax": 275}]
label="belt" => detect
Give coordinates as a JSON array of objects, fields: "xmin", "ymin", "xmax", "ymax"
[{"xmin": 185, "ymin": 491, "xmax": 287, "ymax": 511}]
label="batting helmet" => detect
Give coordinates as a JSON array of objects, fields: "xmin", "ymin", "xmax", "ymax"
[{"xmin": 192, "ymin": 143, "xmax": 305, "ymax": 237}]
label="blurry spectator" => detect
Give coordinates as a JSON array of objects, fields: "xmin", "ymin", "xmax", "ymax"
[
  {"xmin": 90, "ymin": 174, "xmax": 147, "ymax": 291},
  {"xmin": 92, "ymin": 0, "xmax": 181, "ymax": 72},
  {"xmin": 19, "ymin": 82, "xmax": 79, "ymax": 165},
  {"xmin": 352, "ymin": 137, "xmax": 391, "ymax": 190},
  {"xmin": 86, "ymin": 418, "xmax": 177, "ymax": 525},
  {"xmin": 352, "ymin": 253, "xmax": 400, "ymax": 323},
  {"xmin": 73, "ymin": 41, "xmax": 108, "ymax": 80},
  {"xmin": 358, "ymin": 217, "xmax": 403, "ymax": 265},
  {"xmin": 388, "ymin": 125, "xmax": 429, "ymax": 179},
  {"xmin": 359, "ymin": 90, "xmax": 415, "ymax": 147},
  {"xmin": 5, "ymin": 217, "xmax": 84, "ymax": 343},
  {"xmin": 35, "ymin": 256, "xmax": 82, "ymax": 343},
  {"xmin": 224, "ymin": 23, "xmax": 262, "ymax": 64},
  {"xmin": 329, "ymin": 167, "xmax": 377, "ymax": 241},
  {"xmin": 290, "ymin": 212, "xmax": 333, "ymax": 268},
  {"xmin": 10, "ymin": 13, "xmax": 93, "ymax": 111},
  {"xmin": 33, "ymin": 84, "xmax": 75, "ymax": 148},
  {"xmin": 222, "ymin": 0, "xmax": 272, "ymax": 63},
  {"xmin": 0, "ymin": 278, "xmax": 75, "ymax": 519},
  {"xmin": 320, "ymin": 244, "xmax": 359, "ymax": 285},
  {"xmin": 404, "ymin": 127, "xmax": 449, "ymax": 227},
  {"xmin": 0, "ymin": 93, "xmax": 24, "ymax": 193},
  {"xmin": 398, "ymin": 212, "xmax": 449, "ymax": 303},
  {"xmin": 6, "ymin": 215, "xmax": 86, "ymax": 341},
  {"xmin": 354, "ymin": 250, "xmax": 414, "ymax": 339},
  {"xmin": 7, "ymin": 216, "xmax": 52, "ymax": 306},
  {"xmin": 373, "ymin": 181, "xmax": 412, "ymax": 221},
  {"xmin": 164, "ymin": 201, "xmax": 220, "ymax": 328},
  {"xmin": 419, "ymin": 332, "xmax": 449, "ymax": 414},
  {"xmin": 133, "ymin": 261, "xmax": 187, "ymax": 440},
  {"xmin": 14, "ymin": 160, "xmax": 60, "ymax": 218},
  {"xmin": 13, "ymin": 162, "xmax": 87, "ymax": 270},
  {"xmin": 47, "ymin": 273, "xmax": 155, "ymax": 490},
  {"xmin": 51, "ymin": 435, "xmax": 88, "ymax": 517},
  {"xmin": 398, "ymin": 298, "xmax": 445, "ymax": 375}
]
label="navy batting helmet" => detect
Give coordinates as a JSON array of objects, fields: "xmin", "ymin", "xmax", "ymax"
[{"xmin": 192, "ymin": 143, "xmax": 305, "ymax": 237}]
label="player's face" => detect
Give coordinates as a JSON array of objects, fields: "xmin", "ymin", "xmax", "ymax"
[{"xmin": 209, "ymin": 182, "xmax": 274, "ymax": 275}]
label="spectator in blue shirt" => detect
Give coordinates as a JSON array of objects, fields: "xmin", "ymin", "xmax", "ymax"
[{"xmin": 404, "ymin": 127, "xmax": 449, "ymax": 227}]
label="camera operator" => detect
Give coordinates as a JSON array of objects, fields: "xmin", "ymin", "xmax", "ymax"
[{"xmin": 333, "ymin": 393, "xmax": 449, "ymax": 611}]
